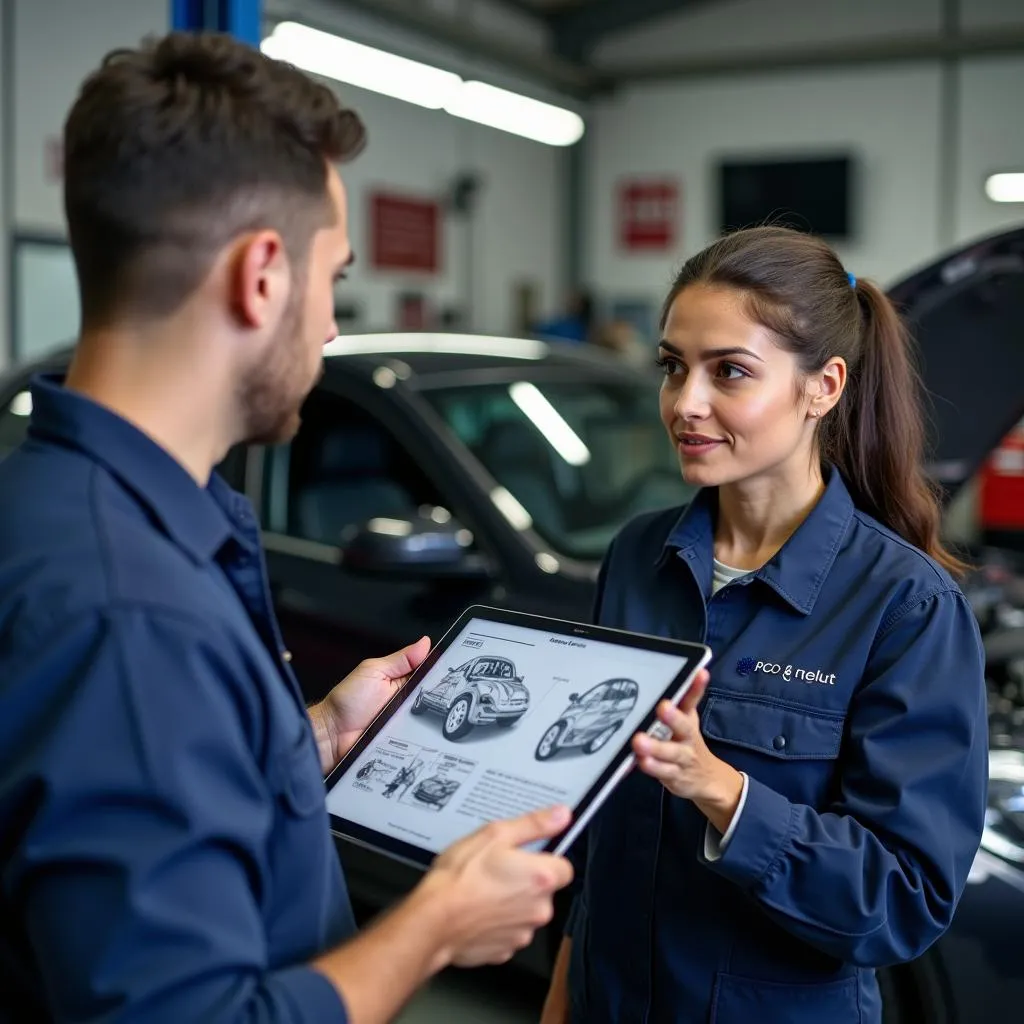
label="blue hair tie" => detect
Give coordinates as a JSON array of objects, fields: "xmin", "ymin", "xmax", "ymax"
[{"xmin": 847, "ymin": 272, "xmax": 857, "ymax": 289}]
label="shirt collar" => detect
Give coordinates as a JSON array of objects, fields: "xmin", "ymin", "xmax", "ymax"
[
  {"xmin": 28, "ymin": 374, "xmax": 239, "ymax": 564},
  {"xmin": 659, "ymin": 467, "xmax": 855, "ymax": 615}
]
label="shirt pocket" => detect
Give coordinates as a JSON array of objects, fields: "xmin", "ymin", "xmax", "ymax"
[
  {"xmin": 272, "ymin": 727, "xmax": 326, "ymax": 818},
  {"xmin": 711, "ymin": 972, "xmax": 861, "ymax": 1024},
  {"xmin": 701, "ymin": 690, "xmax": 845, "ymax": 804}
]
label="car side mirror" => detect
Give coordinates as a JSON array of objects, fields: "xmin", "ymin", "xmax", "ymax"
[
  {"xmin": 340, "ymin": 514, "xmax": 491, "ymax": 581},
  {"xmin": 569, "ymin": 692, "xmax": 579, "ymax": 702}
]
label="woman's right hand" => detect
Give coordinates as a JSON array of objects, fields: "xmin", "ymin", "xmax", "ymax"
[{"xmin": 539, "ymin": 937, "xmax": 572, "ymax": 1024}]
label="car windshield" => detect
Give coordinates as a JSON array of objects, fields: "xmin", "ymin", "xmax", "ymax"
[
  {"xmin": 421, "ymin": 377, "xmax": 695, "ymax": 561},
  {"xmin": 477, "ymin": 658, "xmax": 513, "ymax": 678}
]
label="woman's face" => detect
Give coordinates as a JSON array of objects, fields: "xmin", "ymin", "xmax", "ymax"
[{"xmin": 658, "ymin": 283, "xmax": 820, "ymax": 490}]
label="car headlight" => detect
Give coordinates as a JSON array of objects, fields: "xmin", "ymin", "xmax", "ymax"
[{"xmin": 982, "ymin": 750, "xmax": 1024, "ymax": 864}]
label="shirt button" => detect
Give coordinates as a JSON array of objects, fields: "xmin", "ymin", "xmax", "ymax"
[
  {"xmin": 773, "ymin": 734, "xmax": 787, "ymax": 750},
  {"xmin": 282, "ymin": 650, "xmax": 293, "ymax": 663}
]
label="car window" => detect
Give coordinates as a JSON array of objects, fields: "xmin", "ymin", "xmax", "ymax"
[
  {"xmin": 260, "ymin": 388, "xmax": 448, "ymax": 547},
  {"xmin": 0, "ymin": 388, "xmax": 33, "ymax": 462},
  {"xmin": 420, "ymin": 378, "xmax": 695, "ymax": 562}
]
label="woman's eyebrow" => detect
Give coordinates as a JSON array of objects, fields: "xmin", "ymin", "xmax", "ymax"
[{"xmin": 658, "ymin": 339, "xmax": 764, "ymax": 363}]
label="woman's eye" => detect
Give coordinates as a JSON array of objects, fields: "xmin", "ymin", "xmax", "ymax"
[
  {"xmin": 718, "ymin": 362, "xmax": 748, "ymax": 380},
  {"xmin": 656, "ymin": 356, "xmax": 684, "ymax": 377}
]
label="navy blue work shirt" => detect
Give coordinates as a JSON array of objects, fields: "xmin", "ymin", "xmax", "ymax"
[
  {"xmin": 0, "ymin": 378, "xmax": 354, "ymax": 1022},
  {"xmin": 567, "ymin": 469, "xmax": 988, "ymax": 1024}
]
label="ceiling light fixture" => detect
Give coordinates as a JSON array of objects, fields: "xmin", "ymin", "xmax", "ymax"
[
  {"xmin": 261, "ymin": 22, "xmax": 461, "ymax": 109},
  {"xmin": 444, "ymin": 80, "xmax": 585, "ymax": 147},
  {"xmin": 261, "ymin": 22, "xmax": 584, "ymax": 147},
  {"xmin": 985, "ymin": 173, "xmax": 1024, "ymax": 204}
]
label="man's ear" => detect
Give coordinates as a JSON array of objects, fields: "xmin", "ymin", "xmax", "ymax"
[{"xmin": 231, "ymin": 230, "xmax": 289, "ymax": 329}]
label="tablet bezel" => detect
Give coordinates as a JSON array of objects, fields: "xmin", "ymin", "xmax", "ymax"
[{"xmin": 324, "ymin": 604, "xmax": 710, "ymax": 870}]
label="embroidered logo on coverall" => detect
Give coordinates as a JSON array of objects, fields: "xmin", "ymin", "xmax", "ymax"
[{"xmin": 737, "ymin": 657, "xmax": 837, "ymax": 685}]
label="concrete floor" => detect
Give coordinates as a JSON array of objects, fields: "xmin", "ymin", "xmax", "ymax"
[{"xmin": 396, "ymin": 964, "xmax": 546, "ymax": 1023}]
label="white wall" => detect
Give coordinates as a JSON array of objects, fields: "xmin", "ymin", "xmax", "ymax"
[
  {"xmin": 324, "ymin": 81, "xmax": 564, "ymax": 334},
  {"xmin": 955, "ymin": 56, "xmax": 1024, "ymax": 244},
  {"xmin": 586, "ymin": 64, "xmax": 943, "ymax": 295},
  {"xmin": 12, "ymin": 0, "xmax": 167, "ymax": 236},
  {"xmin": 592, "ymin": 0, "xmax": 942, "ymax": 68},
  {"xmin": 584, "ymin": 0, "xmax": 1024, "ymax": 316}
]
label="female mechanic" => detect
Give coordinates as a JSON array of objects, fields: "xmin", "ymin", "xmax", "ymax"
[{"xmin": 540, "ymin": 226, "xmax": 988, "ymax": 1024}]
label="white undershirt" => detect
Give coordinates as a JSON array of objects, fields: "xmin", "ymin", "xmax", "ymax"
[
  {"xmin": 705, "ymin": 558, "xmax": 754, "ymax": 860},
  {"xmin": 711, "ymin": 558, "xmax": 752, "ymax": 595}
]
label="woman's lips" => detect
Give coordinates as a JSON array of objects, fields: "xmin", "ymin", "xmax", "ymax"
[{"xmin": 677, "ymin": 433, "xmax": 725, "ymax": 456}]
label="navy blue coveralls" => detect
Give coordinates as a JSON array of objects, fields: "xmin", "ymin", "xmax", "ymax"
[
  {"xmin": 567, "ymin": 469, "xmax": 988, "ymax": 1024},
  {"xmin": 0, "ymin": 378, "xmax": 354, "ymax": 1022}
]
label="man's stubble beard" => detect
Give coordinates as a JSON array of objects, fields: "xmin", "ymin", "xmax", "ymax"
[{"xmin": 236, "ymin": 287, "xmax": 315, "ymax": 447}]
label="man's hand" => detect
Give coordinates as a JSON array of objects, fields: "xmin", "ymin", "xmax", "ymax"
[
  {"xmin": 417, "ymin": 805, "xmax": 575, "ymax": 971},
  {"xmin": 308, "ymin": 637, "xmax": 431, "ymax": 774},
  {"xmin": 310, "ymin": 806, "xmax": 574, "ymax": 1023},
  {"xmin": 631, "ymin": 669, "xmax": 744, "ymax": 834}
]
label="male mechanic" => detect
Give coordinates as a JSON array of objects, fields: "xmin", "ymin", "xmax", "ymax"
[{"xmin": 0, "ymin": 32, "xmax": 573, "ymax": 1023}]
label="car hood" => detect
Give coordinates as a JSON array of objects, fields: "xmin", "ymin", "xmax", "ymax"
[{"xmin": 887, "ymin": 226, "xmax": 1024, "ymax": 502}]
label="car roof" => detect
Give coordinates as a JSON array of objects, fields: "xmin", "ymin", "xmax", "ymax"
[{"xmin": 321, "ymin": 332, "xmax": 652, "ymax": 387}]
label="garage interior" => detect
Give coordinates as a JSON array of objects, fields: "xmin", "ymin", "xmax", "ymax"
[{"xmin": 1, "ymin": 0, "xmax": 1023, "ymax": 1022}]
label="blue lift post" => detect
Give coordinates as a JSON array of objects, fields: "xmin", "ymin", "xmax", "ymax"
[{"xmin": 170, "ymin": 0, "xmax": 262, "ymax": 46}]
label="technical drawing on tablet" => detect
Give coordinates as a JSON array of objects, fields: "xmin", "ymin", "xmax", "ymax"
[{"xmin": 325, "ymin": 609, "xmax": 709, "ymax": 862}]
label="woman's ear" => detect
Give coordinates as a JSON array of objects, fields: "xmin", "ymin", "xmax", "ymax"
[{"xmin": 807, "ymin": 357, "xmax": 847, "ymax": 419}]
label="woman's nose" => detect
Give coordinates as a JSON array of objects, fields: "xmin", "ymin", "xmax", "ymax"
[{"xmin": 674, "ymin": 373, "xmax": 711, "ymax": 421}]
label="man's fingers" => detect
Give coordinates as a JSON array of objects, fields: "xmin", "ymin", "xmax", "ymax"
[
  {"xmin": 632, "ymin": 733, "xmax": 683, "ymax": 763},
  {"xmin": 367, "ymin": 636, "xmax": 432, "ymax": 680},
  {"xmin": 487, "ymin": 805, "xmax": 573, "ymax": 848},
  {"xmin": 678, "ymin": 669, "xmax": 709, "ymax": 714},
  {"xmin": 637, "ymin": 755, "xmax": 679, "ymax": 783}
]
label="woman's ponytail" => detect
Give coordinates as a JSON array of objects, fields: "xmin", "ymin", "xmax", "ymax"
[{"xmin": 827, "ymin": 280, "xmax": 967, "ymax": 577}]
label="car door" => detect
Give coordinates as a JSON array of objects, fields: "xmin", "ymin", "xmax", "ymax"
[
  {"xmin": 256, "ymin": 374, "xmax": 498, "ymax": 704},
  {"xmin": 573, "ymin": 684, "xmax": 611, "ymax": 740}
]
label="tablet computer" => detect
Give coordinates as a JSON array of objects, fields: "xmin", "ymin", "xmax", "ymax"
[{"xmin": 325, "ymin": 605, "xmax": 710, "ymax": 869}]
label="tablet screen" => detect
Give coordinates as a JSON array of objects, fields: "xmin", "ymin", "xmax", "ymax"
[{"xmin": 326, "ymin": 611, "xmax": 703, "ymax": 860}]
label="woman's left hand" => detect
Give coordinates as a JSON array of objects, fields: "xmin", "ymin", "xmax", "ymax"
[{"xmin": 632, "ymin": 669, "xmax": 745, "ymax": 834}]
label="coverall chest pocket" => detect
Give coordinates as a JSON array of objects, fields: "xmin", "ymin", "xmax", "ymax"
[{"xmin": 701, "ymin": 690, "xmax": 845, "ymax": 805}]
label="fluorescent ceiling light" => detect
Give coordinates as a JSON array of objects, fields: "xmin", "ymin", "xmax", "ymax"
[
  {"xmin": 445, "ymin": 80, "xmax": 584, "ymax": 147},
  {"xmin": 509, "ymin": 381, "xmax": 591, "ymax": 466},
  {"xmin": 261, "ymin": 23, "xmax": 584, "ymax": 146},
  {"xmin": 985, "ymin": 173, "xmax": 1024, "ymax": 203},
  {"xmin": 261, "ymin": 22, "xmax": 461, "ymax": 110}
]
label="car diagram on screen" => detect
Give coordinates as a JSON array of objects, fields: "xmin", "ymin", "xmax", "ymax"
[
  {"xmin": 381, "ymin": 757, "xmax": 425, "ymax": 800},
  {"xmin": 410, "ymin": 655, "xmax": 530, "ymax": 741},
  {"xmin": 408, "ymin": 775, "xmax": 462, "ymax": 810},
  {"xmin": 355, "ymin": 758, "xmax": 394, "ymax": 783},
  {"xmin": 535, "ymin": 679, "xmax": 639, "ymax": 761}
]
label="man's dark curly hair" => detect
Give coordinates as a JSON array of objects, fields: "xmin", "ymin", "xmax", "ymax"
[{"xmin": 63, "ymin": 31, "xmax": 366, "ymax": 327}]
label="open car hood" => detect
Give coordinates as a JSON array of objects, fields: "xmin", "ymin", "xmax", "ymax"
[{"xmin": 887, "ymin": 226, "xmax": 1024, "ymax": 503}]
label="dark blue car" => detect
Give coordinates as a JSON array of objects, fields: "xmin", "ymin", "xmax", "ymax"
[{"xmin": 2, "ymin": 227, "xmax": 1024, "ymax": 1020}]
